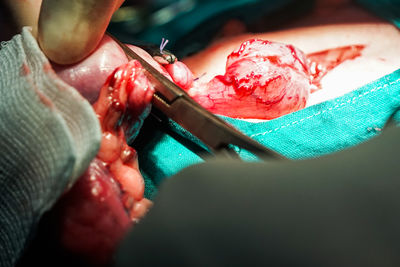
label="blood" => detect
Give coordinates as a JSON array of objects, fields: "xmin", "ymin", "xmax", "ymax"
[
  {"xmin": 53, "ymin": 35, "xmax": 365, "ymax": 121},
  {"xmin": 54, "ymin": 159, "xmax": 131, "ymax": 266},
  {"xmin": 188, "ymin": 39, "xmax": 310, "ymax": 119},
  {"xmin": 35, "ymin": 88, "xmax": 55, "ymax": 108},
  {"xmin": 42, "ymin": 38, "xmax": 365, "ymax": 265},
  {"xmin": 307, "ymin": 44, "xmax": 365, "ymax": 91},
  {"xmin": 21, "ymin": 63, "xmax": 30, "ymax": 76},
  {"xmin": 22, "ymin": 63, "xmax": 56, "ymax": 109},
  {"xmin": 186, "ymin": 39, "xmax": 365, "ymax": 120},
  {"xmin": 52, "ymin": 60, "xmax": 154, "ymax": 265}
]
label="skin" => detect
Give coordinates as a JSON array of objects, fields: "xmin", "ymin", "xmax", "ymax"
[
  {"xmin": 2, "ymin": 0, "xmax": 124, "ymax": 64},
  {"xmin": 38, "ymin": 0, "xmax": 124, "ymax": 64},
  {"xmin": 0, "ymin": 0, "xmax": 398, "ymax": 263}
]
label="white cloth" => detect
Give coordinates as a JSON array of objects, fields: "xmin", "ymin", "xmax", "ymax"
[{"xmin": 0, "ymin": 27, "xmax": 101, "ymax": 266}]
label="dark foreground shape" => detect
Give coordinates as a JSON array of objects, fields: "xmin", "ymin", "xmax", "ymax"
[{"xmin": 116, "ymin": 125, "xmax": 400, "ymax": 267}]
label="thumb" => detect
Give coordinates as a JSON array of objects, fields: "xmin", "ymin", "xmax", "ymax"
[{"xmin": 38, "ymin": 0, "xmax": 124, "ymax": 65}]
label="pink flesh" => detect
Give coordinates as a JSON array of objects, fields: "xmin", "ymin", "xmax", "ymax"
[
  {"xmin": 52, "ymin": 35, "xmax": 129, "ymax": 103},
  {"xmin": 50, "ymin": 36, "xmax": 364, "ymax": 264},
  {"xmin": 92, "ymin": 60, "xmax": 154, "ymax": 202},
  {"xmin": 164, "ymin": 61, "xmax": 194, "ymax": 90},
  {"xmin": 54, "ymin": 60, "xmax": 156, "ymax": 265},
  {"xmin": 186, "ymin": 39, "xmax": 365, "ymax": 120},
  {"xmin": 55, "ymin": 159, "xmax": 131, "ymax": 265},
  {"xmin": 53, "ymin": 36, "xmax": 365, "ymax": 120},
  {"xmin": 52, "ymin": 36, "xmax": 173, "ymax": 104}
]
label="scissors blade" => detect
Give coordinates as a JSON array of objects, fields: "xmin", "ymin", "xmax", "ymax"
[
  {"xmin": 108, "ymin": 33, "xmax": 284, "ymax": 160},
  {"xmin": 108, "ymin": 33, "xmax": 183, "ymax": 103},
  {"xmin": 153, "ymin": 93, "xmax": 284, "ymax": 159}
]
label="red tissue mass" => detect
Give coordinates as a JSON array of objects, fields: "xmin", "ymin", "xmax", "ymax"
[{"xmin": 187, "ymin": 39, "xmax": 311, "ymax": 120}]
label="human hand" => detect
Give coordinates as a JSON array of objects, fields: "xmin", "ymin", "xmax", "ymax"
[{"xmin": 3, "ymin": 0, "xmax": 124, "ymax": 64}]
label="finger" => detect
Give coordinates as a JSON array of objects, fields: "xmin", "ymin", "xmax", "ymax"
[{"xmin": 38, "ymin": 0, "xmax": 124, "ymax": 65}]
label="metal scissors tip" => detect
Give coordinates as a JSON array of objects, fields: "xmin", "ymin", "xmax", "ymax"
[{"xmin": 107, "ymin": 32, "xmax": 285, "ymax": 160}]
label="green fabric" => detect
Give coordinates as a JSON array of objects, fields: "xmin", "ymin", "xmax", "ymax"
[{"xmin": 135, "ymin": 0, "xmax": 400, "ymax": 199}]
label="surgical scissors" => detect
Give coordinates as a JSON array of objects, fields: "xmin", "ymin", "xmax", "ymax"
[{"xmin": 108, "ymin": 33, "xmax": 285, "ymax": 160}]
